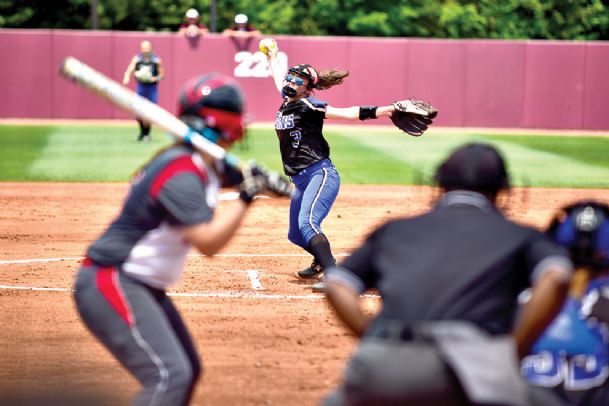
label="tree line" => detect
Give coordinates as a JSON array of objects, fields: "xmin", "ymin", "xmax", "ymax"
[{"xmin": 2, "ymin": 0, "xmax": 608, "ymax": 40}]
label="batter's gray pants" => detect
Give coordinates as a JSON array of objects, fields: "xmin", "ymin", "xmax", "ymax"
[{"xmin": 74, "ymin": 265, "xmax": 201, "ymax": 406}]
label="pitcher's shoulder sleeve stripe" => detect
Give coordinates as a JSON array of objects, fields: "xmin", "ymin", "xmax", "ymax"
[{"xmin": 302, "ymin": 96, "xmax": 327, "ymax": 112}]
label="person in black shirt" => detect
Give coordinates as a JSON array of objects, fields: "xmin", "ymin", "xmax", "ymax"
[
  {"xmin": 265, "ymin": 40, "xmax": 413, "ymax": 291},
  {"xmin": 123, "ymin": 40, "xmax": 164, "ymax": 142},
  {"xmin": 323, "ymin": 143, "xmax": 573, "ymax": 405}
]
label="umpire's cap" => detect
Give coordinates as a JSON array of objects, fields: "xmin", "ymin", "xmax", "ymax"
[
  {"xmin": 435, "ymin": 143, "xmax": 509, "ymax": 193},
  {"xmin": 547, "ymin": 201, "xmax": 609, "ymax": 272}
]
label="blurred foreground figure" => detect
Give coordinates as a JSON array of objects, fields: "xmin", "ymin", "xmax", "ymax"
[
  {"xmin": 74, "ymin": 73, "xmax": 286, "ymax": 405},
  {"xmin": 523, "ymin": 201, "xmax": 609, "ymax": 406},
  {"xmin": 324, "ymin": 143, "xmax": 573, "ymax": 405}
]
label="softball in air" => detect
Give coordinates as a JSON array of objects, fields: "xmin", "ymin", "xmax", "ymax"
[{"xmin": 258, "ymin": 37, "xmax": 277, "ymax": 55}]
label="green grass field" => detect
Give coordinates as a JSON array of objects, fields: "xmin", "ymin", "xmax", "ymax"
[{"xmin": 1, "ymin": 123, "xmax": 608, "ymax": 187}]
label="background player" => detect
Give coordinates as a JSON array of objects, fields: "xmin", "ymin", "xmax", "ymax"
[
  {"xmin": 122, "ymin": 40, "xmax": 164, "ymax": 142},
  {"xmin": 323, "ymin": 143, "xmax": 572, "ymax": 405},
  {"xmin": 522, "ymin": 201, "xmax": 609, "ymax": 405},
  {"xmin": 264, "ymin": 39, "xmax": 427, "ymax": 291},
  {"xmin": 73, "ymin": 73, "xmax": 285, "ymax": 405}
]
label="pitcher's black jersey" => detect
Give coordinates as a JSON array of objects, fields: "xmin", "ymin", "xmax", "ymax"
[{"xmin": 274, "ymin": 95, "xmax": 329, "ymax": 176}]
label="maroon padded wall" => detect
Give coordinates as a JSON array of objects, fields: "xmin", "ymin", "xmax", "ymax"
[
  {"xmin": 464, "ymin": 41, "xmax": 526, "ymax": 128},
  {"xmin": 523, "ymin": 42, "xmax": 587, "ymax": 129},
  {"xmin": 1, "ymin": 29, "xmax": 609, "ymax": 130},
  {"xmin": 584, "ymin": 43, "xmax": 609, "ymax": 130},
  {"xmin": 1, "ymin": 31, "xmax": 54, "ymax": 118},
  {"xmin": 51, "ymin": 31, "xmax": 115, "ymax": 118}
]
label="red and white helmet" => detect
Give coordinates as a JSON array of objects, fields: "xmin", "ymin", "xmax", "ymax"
[{"xmin": 177, "ymin": 73, "xmax": 245, "ymax": 144}]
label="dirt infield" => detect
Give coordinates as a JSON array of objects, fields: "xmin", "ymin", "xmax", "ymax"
[{"xmin": 1, "ymin": 183, "xmax": 608, "ymax": 405}]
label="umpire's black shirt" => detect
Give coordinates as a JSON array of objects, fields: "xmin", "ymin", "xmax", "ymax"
[{"xmin": 328, "ymin": 191, "xmax": 572, "ymax": 337}]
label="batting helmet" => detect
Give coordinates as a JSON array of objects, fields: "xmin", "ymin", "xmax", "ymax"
[
  {"xmin": 288, "ymin": 64, "xmax": 319, "ymax": 89},
  {"xmin": 435, "ymin": 143, "xmax": 509, "ymax": 194},
  {"xmin": 177, "ymin": 73, "xmax": 244, "ymax": 144},
  {"xmin": 547, "ymin": 201, "xmax": 609, "ymax": 273}
]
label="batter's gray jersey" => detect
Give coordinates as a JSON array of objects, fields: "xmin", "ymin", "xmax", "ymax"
[{"xmin": 87, "ymin": 145, "xmax": 219, "ymax": 288}]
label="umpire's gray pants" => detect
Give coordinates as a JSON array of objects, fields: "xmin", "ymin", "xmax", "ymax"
[
  {"xmin": 322, "ymin": 337, "xmax": 568, "ymax": 406},
  {"xmin": 323, "ymin": 338, "xmax": 469, "ymax": 406}
]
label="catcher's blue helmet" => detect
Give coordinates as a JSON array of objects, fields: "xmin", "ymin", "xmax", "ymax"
[
  {"xmin": 177, "ymin": 73, "xmax": 244, "ymax": 144},
  {"xmin": 547, "ymin": 201, "xmax": 609, "ymax": 272}
]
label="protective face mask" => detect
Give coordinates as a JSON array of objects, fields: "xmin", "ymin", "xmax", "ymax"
[{"xmin": 282, "ymin": 85, "xmax": 297, "ymax": 97}]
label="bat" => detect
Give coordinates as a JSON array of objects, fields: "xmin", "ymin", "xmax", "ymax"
[
  {"xmin": 59, "ymin": 56, "xmax": 240, "ymax": 167},
  {"xmin": 59, "ymin": 57, "xmax": 294, "ymax": 198}
]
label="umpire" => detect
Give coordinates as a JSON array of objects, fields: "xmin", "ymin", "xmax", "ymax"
[{"xmin": 323, "ymin": 143, "xmax": 573, "ymax": 406}]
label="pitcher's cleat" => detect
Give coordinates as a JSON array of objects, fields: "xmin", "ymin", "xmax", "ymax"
[{"xmin": 297, "ymin": 259, "xmax": 323, "ymax": 279}]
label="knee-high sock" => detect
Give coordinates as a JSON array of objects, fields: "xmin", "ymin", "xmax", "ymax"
[
  {"xmin": 307, "ymin": 234, "xmax": 336, "ymax": 270},
  {"xmin": 137, "ymin": 118, "xmax": 145, "ymax": 134},
  {"xmin": 137, "ymin": 118, "xmax": 151, "ymax": 136}
]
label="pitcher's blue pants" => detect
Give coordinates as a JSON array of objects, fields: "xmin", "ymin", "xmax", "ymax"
[{"xmin": 287, "ymin": 159, "xmax": 340, "ymax": 249}]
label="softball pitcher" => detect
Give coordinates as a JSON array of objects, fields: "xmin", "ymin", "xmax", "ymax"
[
  {"xmin": 263, "ymin": 38, "xmax": 426, "ymax": 291},
  {"xmin": 73, "ymin": 73, "xmax": 279, "ymax": 405}
]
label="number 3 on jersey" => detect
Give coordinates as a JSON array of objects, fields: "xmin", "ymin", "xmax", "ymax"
[{"xmin": 290, "ymin": 130, "xmax": 302, "ymax": 148}]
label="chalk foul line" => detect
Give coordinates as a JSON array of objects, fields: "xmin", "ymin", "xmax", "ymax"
[
  {"xmin": 0, "ymin": 252, "xmax": 348, "ymax": 265},
  {"xmin": 0, "ymin": 283, "xmax": 327, "ymax": 299}
]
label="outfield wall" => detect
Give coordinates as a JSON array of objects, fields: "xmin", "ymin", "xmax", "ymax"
[{"xmin": 2, "ymin": 29, "xmax": 609, "ymax": 130}]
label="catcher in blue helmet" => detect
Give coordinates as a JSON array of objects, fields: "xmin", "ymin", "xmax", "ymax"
[
  {"xmin": 263, "ymin": 39, "xmax": 438, "ymax": 292},
  {"xmin": 522, "ymin": 201, "xmax": 609, "ymax": 405}
]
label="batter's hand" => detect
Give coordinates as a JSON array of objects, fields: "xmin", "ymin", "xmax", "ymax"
[
  {"xmin": 265, "ymin": 170, "xmax": 293, "ymax": 197},
  {"xmin": 238, "ymin": 161, "xmax": 268, "ymax": 204},
  {"xmin": 238, "ymin": 161, "xmax": 293, "ymax": 203}
]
